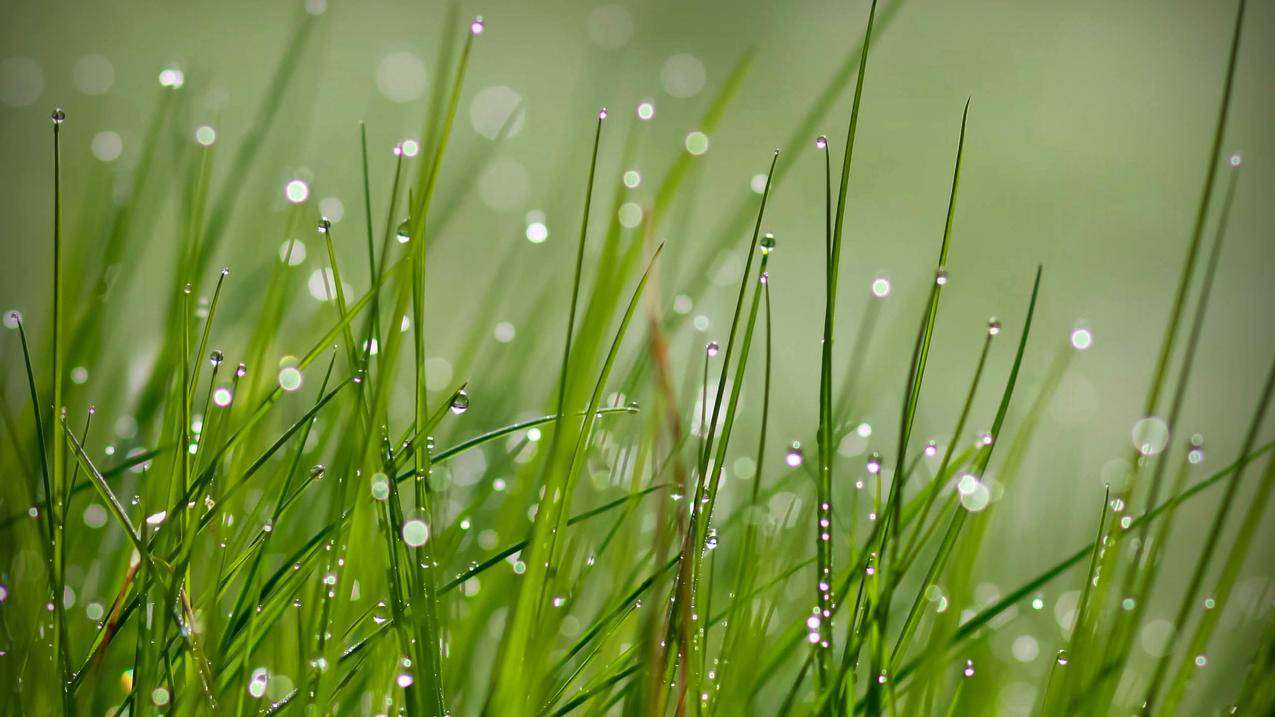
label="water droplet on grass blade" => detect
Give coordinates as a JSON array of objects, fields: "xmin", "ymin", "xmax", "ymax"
[
  {"xmin": 706, "ymin": 342, "xmax": 719, "ymax": 357},
  {"xmin": 247, "ymin": 668, "xmax": 268, "ymax": 698},
  {"xmin": 449, "ymin": 388, "xmax": 470, "ymax": 415},
  {"xmin": 396, "ymin": 218, "xmax": 412, "ymax": 243},
  {"xmin": 760, "ymin": 233, "xmax": 776, "ymax": 254},
  {"xmin": 51, "ymin": 108, "xmax": 65, "ymax": 124},
  {"xmin": 866, "ymin": 452, "xmax": 882, "ymax": 475},
  {"xmin": 815, "ymin": 135, "xmax": 827, "ymax": 149},
  {"xmin": 470, "ymin": 16, "xmax": 484, "ymax": 34}
]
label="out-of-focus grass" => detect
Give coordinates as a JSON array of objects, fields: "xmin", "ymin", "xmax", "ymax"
[{"xmin": 1, "ymin": 0, "xmax": 1274, "ymax": 715}]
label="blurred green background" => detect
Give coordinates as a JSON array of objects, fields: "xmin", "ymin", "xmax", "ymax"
[{"xmin": 2, "ymin": 0, "xmax": 1274, "ymax": 710}]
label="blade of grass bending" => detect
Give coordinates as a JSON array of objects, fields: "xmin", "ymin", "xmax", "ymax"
[
  {"xmin": 0, "ymin": 447, "xmax": 170, "ymax": 531},
  {"xmin": 62, "ymin": 418, "xmax": 168, "ymax": 579},
  {"xmin": 1152, "ymin": 350, "xmax": 1275, "ymax": 714},
  {"xmin": 13, "ymin": 317, "xmax": 54, "ymax": 552}
]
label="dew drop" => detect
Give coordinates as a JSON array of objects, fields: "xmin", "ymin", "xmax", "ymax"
[
  {"xmin": 815, "ymin": 135, "xmax": 827, "ymax": 150},
  {"xmin": 962, "ymin": 659, "xmax": 975, "ymax": 678},
  {"xmin": 866, "ymin": 452, "xmax": 882, "ymax": 475},
  {"xmin": 987, "ymin": 318, "xmax": 1002, "ymax": 336},
  {"xmin": 317, "ymin": 217, "xmax": 331, "ymax": 233},
  {"xmin": 449, "ymin": 388, "xmax": 470, "ymax": 415},
  {"xmin": 759, "ymin": 233, "xmax": 776, "ymax": 255},
  {"xmin": 706, "ymin": 341, "xmax": 720, "ymax": 358},
  {"xmin": 1056, "ymin": 649, "xmax": 1069, "ymax": 666},
  {"xmin": 51, "ymin": 108, "xmax": 66, "ymax": 124},
  {"xmin": 247, "ymin": 668, "xmax": 268, "ymax": 698},
  {"xmin": 470, "ymin": 15, "xmax": 485, "ymax": 34},
  {"xmin": 396, "ymin": 218, "xmax": 412, "ymax": 243},
  {"xmin": 785, "ymin": 442, "xmax": 804, "ymax": 468},
  {"xmin": 935, "ymin": 268, "xmax": 949, "ymax": 286},
  {"xmin": 209, "ymin": 350, "xmax": 224, "ymax": 368},
  {"xmin": 598, "ymin": 107, "xmax": 608, "ymax": 120}
]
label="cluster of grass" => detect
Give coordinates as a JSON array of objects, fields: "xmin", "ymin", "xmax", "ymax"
[{"xmin": 1, "ymin": 0, "xmax": 1273, "ymax": 714}]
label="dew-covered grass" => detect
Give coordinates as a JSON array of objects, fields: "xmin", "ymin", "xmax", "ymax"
[{"xmin": 1, "ymin": 0, "xmax": 1273, "ymax": 715}]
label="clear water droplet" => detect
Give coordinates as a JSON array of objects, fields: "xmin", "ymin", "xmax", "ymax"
[
  {"xmin": 449, "ymin": 388, "xmax": 470, "ymax": 415},
  {"xmin": 598, "ymin": 107, "xmax": 608, "ymax": 120},
  {"xmin": 815, "ymin": 135, "xmax": 827, "ymax": 150},
  {"xmin": 317, "ymin": 217, "xmax": 331, "ymax": 233},
  {"xmin": 51, "ymin": 108, "xmax": 66, "ymax": 125},
  {"xmin": 470, "ymin": 16, "xmax": 484, "ymax": 34},
  {"xmin": 706, "ymin": 342, "xmax": 720, "ymax": 357},
  {"xmin": 987, "ymin": 318, "xmax": 1001, "ymax": 336},
  {"xmin": 209, "ymin": 350, "xmax": 224, "ymax": 368},
  {"xmin": 935, "ymin": 268, "xmax": 949, "ymax": 286},
  {"xmin": 1056, "ymin": 649, "xmax": 1069, "ymax": 666},
  {"xmin": 396, "ymin": 219, "xmax": 412, "ymax": 243},
  {"xmin": 760, "ymin": 233, "xmax": 776, "ymax": 254}
]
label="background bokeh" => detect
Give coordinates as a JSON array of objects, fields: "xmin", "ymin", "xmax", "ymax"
[{"xmin": 2, "ymin": 0, "xmax": 1274, "ymax": 710}]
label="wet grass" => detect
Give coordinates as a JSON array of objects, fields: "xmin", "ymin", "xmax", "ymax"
[{"xmin": 1, "ymin": 0, "xmax": 1273, "ymax": 715}]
